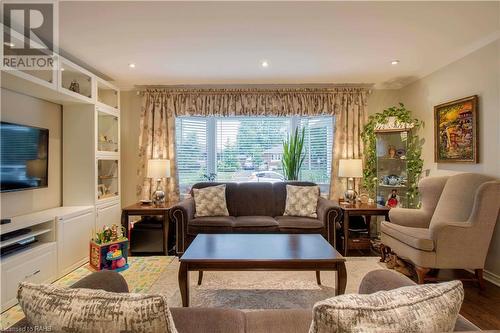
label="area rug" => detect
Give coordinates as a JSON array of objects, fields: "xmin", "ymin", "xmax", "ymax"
[
  {"xmin": 151, "ymin": 256, "xmax": 388, "ymax": 308},
  {"xmin": 0, "ymin": 256, "xmax": 175, "ymax": 329},
  {"xmin": 1, "ymin": 256, "xmax": 389, "ymax": 328}
]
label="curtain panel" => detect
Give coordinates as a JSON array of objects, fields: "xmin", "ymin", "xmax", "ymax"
[{"xmin": 137, "ymin": 87, "xmax": 369, "ymax": 202}]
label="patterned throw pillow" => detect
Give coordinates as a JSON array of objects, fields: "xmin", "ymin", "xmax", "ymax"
[
  {"xmin": 193, "ymin": 184, "xmax": 229, "ymax": 217},
  {"xmin": 18, "ymin": 282, "xmax": 178, "ymax": 333},
  {"xmin": 284, "ymin": 185, "xmax": 320, "ymax": 218},
  {"xmin": 309, "ymin": 280, "xmax": 464, "ymax": 333}
]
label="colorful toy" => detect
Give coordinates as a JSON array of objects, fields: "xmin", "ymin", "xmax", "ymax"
[{"xmin": 89, "ymin": 224, "xmax": 129, "ymax": 271}]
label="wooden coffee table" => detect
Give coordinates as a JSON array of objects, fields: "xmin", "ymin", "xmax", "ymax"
[{"xmin": 178, "ymin": 234, "xmax": 347, "ymax": 307}]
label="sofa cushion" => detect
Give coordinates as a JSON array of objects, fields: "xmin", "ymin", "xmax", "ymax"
[
  {"xmin": 170, "ymin": 308, "xmax": 245, "ymax": 333},
  {"xmin": 275, "ymin": 216, "xmax": 323, "ymax": 229},
  {"xmin": 189, "ymin": 216, "xmax": 235, "ymax": 227},
  {"xmin": 232, "ymin": 182, "xmax": 276, "ymax": 217},
  {"xmin": 381, "ymin": 221, "xmax": 434, "ymax": 251},
  {"xmin": 310, "ymin": 280, "xmax": 464, "ymax": 333},
  {"xmin": 272, "ymin": 182, "xmax": 318, "ymax": 216},
  {"xmin": 18, "ymin": 282, "xmax": 178, "ymax": 333},
  {"xmin": 193, "ymin": 184, "xmax": 229, "ymax": 217},
  {"xmin": 235, "ymin": 216, "xmax": 279, "ymax": 227},
  {"xmin": 284, "ymin": 185, "xmax": 320, "ymax": 218}
]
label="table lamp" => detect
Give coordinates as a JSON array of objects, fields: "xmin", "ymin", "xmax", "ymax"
[
  {"xmin": 147, "ymin": 159, "xmax": 170, "ymax": 206},
  {"xmin": 338, "ymin": 159, "xmax": 363, "ymax": 203}
]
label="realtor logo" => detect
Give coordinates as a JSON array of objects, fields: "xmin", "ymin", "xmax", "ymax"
[{"xmin": 2, "ymin": 2, "xmax": 56, "ymax": 70}]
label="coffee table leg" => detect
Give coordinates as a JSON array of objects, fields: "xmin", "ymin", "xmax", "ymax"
[
  {"xmin": 178, "ymin": 262, "xmax": 189, "ymax": 307},
  {"xmin": 198, "ymin": 271, "xmax": 203, "ymax": 285},
  {"xmin": 336, "ymin": 262, "xmax": 347, "ymax": 295},
  {"xmin": 316, "ymin": 271, "xmax": 321, "ymax": 285}
]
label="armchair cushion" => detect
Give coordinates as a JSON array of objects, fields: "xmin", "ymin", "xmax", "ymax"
[{"xmin": 381, "ymin": 221, "xmax": 434, "ymax": 251}]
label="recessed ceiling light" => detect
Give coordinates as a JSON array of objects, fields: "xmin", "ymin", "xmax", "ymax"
[
  {"xmin": 60, "ymin": 68, "xmax": 65, "ymax": 71},
  {"xmin": 128, "ymin": 63, "xmax": 136, "ymax": 68},
  {"xmin": 261, "ymin": 60, "xmax": 269, "ymax": 68},
  {"xmin": 391, "ymin": 60, "xmax": 400, "ymax": 65}
]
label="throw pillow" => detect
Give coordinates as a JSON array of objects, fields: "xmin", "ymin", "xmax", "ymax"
[
  {"xmin": 193, "ymin": 184, "xmax": 229, "ymax": 217},
  {"xmin": 284, "ymin": 185, "xmax": 320, "ymax": 218},
  {"xmin": 309, "ymin": 280, "xmax": 464, "ymax": 333},
  {"xmin": 18, "ymin": 282, "xmax": 178, "ymax": 333}
]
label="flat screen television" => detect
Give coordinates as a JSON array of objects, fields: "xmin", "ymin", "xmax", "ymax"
[{"xmin": 0, "ymin": 122, "xmax": 49, "ymax": 192}]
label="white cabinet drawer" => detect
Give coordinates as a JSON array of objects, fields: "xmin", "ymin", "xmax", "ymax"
[{"xmin": 1, "ymin": 242, "xmax": 57, "ymax": 311}]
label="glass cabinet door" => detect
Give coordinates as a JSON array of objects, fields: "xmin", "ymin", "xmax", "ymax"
[
  {"xmin": 60, "ymin": 60, "xmax": 93, "ymax": 99},
  {"xmin": 97, "ymin": 110, "xmax": 119, "ymax": 153},
  {"xmin": 376, "ymin": 130, "xmax": 409, "ymax": 208},
  {"xmin": 97, "ymin": 159, "xmax": 119, "ymax": 200}
]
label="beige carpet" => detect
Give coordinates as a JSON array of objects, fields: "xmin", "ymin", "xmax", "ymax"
[{"xmin": 150, "ymin": 256, "xmax": 389, "ymax": 309}]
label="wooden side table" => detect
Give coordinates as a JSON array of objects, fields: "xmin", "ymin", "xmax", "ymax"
[
  {"xmin": 339, "ymin": 202, "xmax": 390, "ymax": 256},
  {"xmin": 121, "ymin": 203, "xmax": 170, "ymax": 255}
]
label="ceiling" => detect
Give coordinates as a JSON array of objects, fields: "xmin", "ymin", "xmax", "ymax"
[{"xmin": 58, "ymin": 1, "xmax": 500, "ymax": 90}]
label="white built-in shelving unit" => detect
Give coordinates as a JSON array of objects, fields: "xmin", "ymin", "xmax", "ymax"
[{"xmin": 1, "ymin": 27, "xmax": 122, "ymax": 310}]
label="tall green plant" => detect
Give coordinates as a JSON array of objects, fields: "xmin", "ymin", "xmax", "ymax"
[
  {"xmin": 361, "ymin": 103, "xmax": 424, "ymax": 208},
  {"xmin": 282, "ymin": 127, "xmax": 305, "ymax": 180}
]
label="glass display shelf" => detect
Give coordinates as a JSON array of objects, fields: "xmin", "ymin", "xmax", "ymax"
[
  {"xmin": 97, "ymin": 111, "xmax": 119, "ymax": 153},
  {"xmin": 97, "ymin": 80, "xmax": 119, "ymax": 109},
  {"xmin": 97, "ymin": 159, "xmax": 119, "ymax": 200},
  {"xmin": 60, "ymin": 60, "xmax": 93, "ymax": 99}
]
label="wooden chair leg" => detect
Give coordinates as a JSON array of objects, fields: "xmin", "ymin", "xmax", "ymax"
[
  {"xmin": 197, "ymin": 271, "xmax": 203, "ymax": 285},
  {"xmin": 380, "ymin": 244, "xmax": 390, "ymax": 262},
  {"xmin": 414, "ymin": 266, "xmax": 430, "ymax": 284},
  {"xmin": 475, "ymin": 269, "xmax": 485, "ymax": 290}
]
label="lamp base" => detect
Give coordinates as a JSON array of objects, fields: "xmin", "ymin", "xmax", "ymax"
[
  {"xmin": 152, "ymin": 179, "xmax": 166, "ymax": 206},
  {"xmin": 344, "ymin": 189, "xmax": 358, "ymax": 203}
]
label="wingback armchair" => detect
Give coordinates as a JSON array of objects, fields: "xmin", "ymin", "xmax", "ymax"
[{"xmin": 380, "ymin": 173, "xmax": 499, "ymax": 287}]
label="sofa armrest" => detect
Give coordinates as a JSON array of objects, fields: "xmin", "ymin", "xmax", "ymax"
[
  {"xmin": 358, "ymin": 269, "xmax": 415, "ymax": 294},
  {"xmin": 317, "ymin": 197, "xmax": 342, "ymax": 245},
  {"xmin": 389, "ymin": 208, "xmax": 432, "ymax": 228},
  {"xmin": 70, "ymin": 270, "xmax": 129, "ymax": 293},
  {"xmin": 170, "ymin": 197, "xmax": 196, "ymax": 254}
]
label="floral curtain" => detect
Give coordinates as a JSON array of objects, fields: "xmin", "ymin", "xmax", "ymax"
[
  {"xmin": 137, "ymin": 86, "xmax": 369, "ymax": 203},
  {"xmin": 329, "ymin": 92, "xmax": 368, "ymax": 200},
  {"xmin": 136, "ymin": 92, "xmax": 180, "ymax": 205}
]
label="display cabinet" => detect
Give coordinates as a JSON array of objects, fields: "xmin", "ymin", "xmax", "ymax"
[
  {"xmin": 59, "ymin": 59, "xmax": 93, "ymax": 100},
  {"xmin": 375, "ymin": 129, "xmax": 410, "ymax": 208},
  {"xmin": 97, "ymin": 108, "xmax": 119, "ymax": 153},
  {"xmin": 97, "ymin": 159, "xmax": 119, "ymax": 201},
  {"xmin": 97, "ymin": 79, "xmax": 120, "ymax": 109}
]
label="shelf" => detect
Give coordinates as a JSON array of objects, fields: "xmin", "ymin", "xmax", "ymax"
[
  {"xmin": 378, "ymin": 184, "xmax": 408, "ymax": 188},
  {"xmin": 0, "ymin": 228, "xmax": 52, "ymax": 248},
  {"xmin": 60, "ymin": 60, "xmax": 93, "ymax": 100},
  {"xmin": 97, "ymin": 79, "xmax": 120, "ymax": 109}
]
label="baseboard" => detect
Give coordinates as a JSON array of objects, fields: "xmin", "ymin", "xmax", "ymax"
[
  {"xmin": 466, "ymin": 269, "xmax": 500, "ymax": 287},
  {"xmin": 483, "ymin": 269, "xmax": 500, "ymax": 287}
]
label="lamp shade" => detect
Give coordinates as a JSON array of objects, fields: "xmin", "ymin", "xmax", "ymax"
[
  {"xmin": 147, "ymin": 159, "xmax": 171, "ymax": 179},
  {"xmin": 338, "ymin": 159, "xmax": 363, "ymax": 178}
]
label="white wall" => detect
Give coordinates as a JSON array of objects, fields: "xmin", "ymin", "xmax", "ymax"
[
  {"xmin": 371, "ymin": 40, "xmax": 500, "ymax": 278},
  {"xmin": 1, "ymin": 88, "xmax": 62, "ymax": 218},
  {"xmin": 120, "ymin": 90, "xmax": 142, "ymax": 207}
]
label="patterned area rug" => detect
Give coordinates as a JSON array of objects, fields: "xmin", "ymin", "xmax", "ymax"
[
  {"xmin": 0, "ymin": 256, "xmax": 175, "ymax": 329},
  {"xmin": 1, "ymin": 256, "xmax": 389, "ymax": 328},
  {"xmin": 151, "ymin": 256, "xmax": 389, "ymax": 308}
]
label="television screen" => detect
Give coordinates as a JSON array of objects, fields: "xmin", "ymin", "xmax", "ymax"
[{"xmin": 0, "ymin": 122, "xmax": 49, "ymax": 192}]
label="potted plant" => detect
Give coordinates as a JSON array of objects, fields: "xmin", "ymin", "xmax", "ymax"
[{"xmin": 282, "ymin": 127, "xmax": 305, "ymax": 180}]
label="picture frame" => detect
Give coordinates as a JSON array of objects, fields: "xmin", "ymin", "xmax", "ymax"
[{"xmin": 434, "ymin": 95, "xmax": 478, "ymax": 163}]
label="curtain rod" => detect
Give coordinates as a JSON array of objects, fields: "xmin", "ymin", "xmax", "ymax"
[{"xmin": 134, "ymin": 83, "xmax": 374, "ymax": 91}]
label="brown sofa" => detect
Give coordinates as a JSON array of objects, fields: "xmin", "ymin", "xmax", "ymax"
[
  {"xmin": 170, "ymin": 182, "xmax": 342, "ymax": 254},
  {"xmin": 11, "ymin": 269, "xmax": 481, "ymax": 332}
]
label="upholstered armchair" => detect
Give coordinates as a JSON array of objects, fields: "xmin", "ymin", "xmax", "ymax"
[{"xmin": 380, "ymin": 173, "xmax": 499, "ymax": 288}]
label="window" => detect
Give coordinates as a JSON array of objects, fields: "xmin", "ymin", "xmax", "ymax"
[{"xmin": 175, "ymin": 116, "xmax": 334, "ymax": 196}]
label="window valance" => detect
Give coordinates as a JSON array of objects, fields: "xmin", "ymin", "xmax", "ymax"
[{"xmin": 142, "ymin": 87, "xmax": 369, "ymax": 117}]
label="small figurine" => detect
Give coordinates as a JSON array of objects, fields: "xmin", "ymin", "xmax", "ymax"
[
  {"xmin": 69, "ymin": 80, "xmax": 80, "ymax": 93},
  {"xmin": 388, "ymin": 145, "xmax": 397, "ymax": 158},
  {"xmin": 386, "ymin": 189, "xmax": 400, "ymax": 208}
]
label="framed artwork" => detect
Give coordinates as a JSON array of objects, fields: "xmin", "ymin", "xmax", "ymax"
[{"xmin": 434, "ymin": 95, "xmax": 478, "ymax": 163}]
